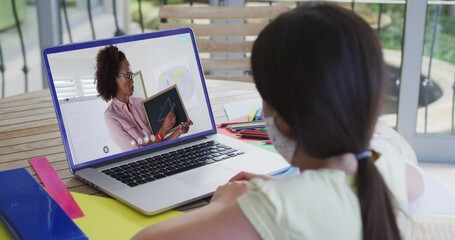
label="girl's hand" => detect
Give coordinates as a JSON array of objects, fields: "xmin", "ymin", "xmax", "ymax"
[
  {"xmin": 229, "ymin": 171, "xmax": 274, "ymax": 182},
  {"xmin": 211, "ymin": 181, "xmax": 250, "ymax": 206}
]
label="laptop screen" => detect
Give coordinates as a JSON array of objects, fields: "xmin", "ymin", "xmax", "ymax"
[{"xmin": 43, "ymin": 28, "xmax": 216, "ymax": 170}]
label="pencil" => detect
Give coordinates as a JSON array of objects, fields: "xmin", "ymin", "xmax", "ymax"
[
  {"xmin": 220, "ymin": 121, "xmax": 252, "ymax": 127},
  {"xmin": 248, "ymin": 109, "xmax": 258, "ymax": 122},
  {"xmin": 230, "ymin": 126, "xmax": 266, "ymax": 132},
  {"xmin": 237, "ymin": 134, "xmax": 270, "ymax": 140},
  {"xmin": 238, "ymin": 130, "xmax": 268, "ymax": 136},
  {"xmin": 226, "ymin": 122, "xmax": 265, "ymax": 128},
  {"xmin": 254, "ymin": 108, "xmax": 263, "ymax": 121},
  {"xmin": 228, "ymin": 124, "xmax": 265, "ymax": 130}
]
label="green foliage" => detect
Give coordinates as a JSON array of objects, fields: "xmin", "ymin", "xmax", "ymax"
[
  {"xmin": 423, "ymin": 5, "xmax": 455, "ymax": 64},
  {"xmin": 130, "ymin": 0, "xmax": 186, "ymax": 30},
  {"xmin": 128, "ymin": 1, "xmax": 454, "ymax": 64},
  {"xmin": 370, "ymin": 4, "xmax": 455, "ymax": 64},
  {"xmin": 378, "ymin": 6, "xmax": 405, "ymax": 52},
  {"xmin": 0, "ymin": 0, "xmax": 26, "ymax": 32}
]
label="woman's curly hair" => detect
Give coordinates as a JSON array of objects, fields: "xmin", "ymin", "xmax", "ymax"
[{"xmin": 95, "ymin": 45, "xmax": 126, "ymax": 101}]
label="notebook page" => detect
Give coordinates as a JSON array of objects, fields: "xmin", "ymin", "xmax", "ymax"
[{"xmin": 411, "ymin": 216, "xmax": 455, "ymax": 240}]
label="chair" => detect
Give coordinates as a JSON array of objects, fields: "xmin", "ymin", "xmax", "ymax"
[{"xmin": 158, "ymin": 5, "xmax": 290, "ymax": 82}]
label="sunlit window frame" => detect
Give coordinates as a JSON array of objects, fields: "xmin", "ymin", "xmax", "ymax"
[{"xmin": 397, "ymin": 0, "xmax": 455, "ymax": 163}]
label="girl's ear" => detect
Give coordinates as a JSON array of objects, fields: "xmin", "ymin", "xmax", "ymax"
[
  {"xmin": 262, "ymin": 100, "xmax": 274, "ymax": 118},
  {"xmin": 275, "ymin": 115, "xmax": 292, "ymax": 136}
]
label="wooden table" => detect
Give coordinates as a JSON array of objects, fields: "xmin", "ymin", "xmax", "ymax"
[
  {"xmin": 0, "ymin": 80, "xmax": 260, "ymax": 197},
  {"xmin": 2, "ymin": 78, "xmax": 452, "ymax": 239}
]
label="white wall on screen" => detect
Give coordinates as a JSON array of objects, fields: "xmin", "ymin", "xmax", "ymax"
[{"xmin": 59, "ymin": 97, "xmax": 121, "ymax": 164}]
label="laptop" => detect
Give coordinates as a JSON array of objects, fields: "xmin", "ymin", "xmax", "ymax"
[{"xmin": 42, "ymin": 28, "xmax": 289, "ymax": 215}]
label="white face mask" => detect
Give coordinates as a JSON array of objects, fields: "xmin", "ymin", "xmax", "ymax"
[{"xmin": 263, "ymin": 115, "xmax": 298, "ymax": 164}]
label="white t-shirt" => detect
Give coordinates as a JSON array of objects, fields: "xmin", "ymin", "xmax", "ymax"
[{"xmin": 237, "ymin": 136, "xmax": 410, "ymax": 240}]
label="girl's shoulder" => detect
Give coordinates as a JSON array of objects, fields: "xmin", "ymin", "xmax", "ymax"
[
  {"xmin": 370, "ymin": 135, "xmax": 408, "ymax": 182},
  {"xmin": 238, "ymin": 171, "xmax": 362, "ymax": 240}
]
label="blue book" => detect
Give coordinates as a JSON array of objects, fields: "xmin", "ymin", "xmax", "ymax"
[{"xmin": 0, "ymin": 168, "xmax": 87, "ymax": 240}]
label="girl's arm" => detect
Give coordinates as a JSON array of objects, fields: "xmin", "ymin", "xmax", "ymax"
[
  {"xmin": 406, "ymin": 163, "xmax": 424, "ymax": 202},
  {"xmin": 133, "ymin": 181, "xmax": 260, "ymax": 240}
]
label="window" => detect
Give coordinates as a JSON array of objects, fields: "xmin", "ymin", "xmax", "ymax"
[{"xmin": 397, "ymin": 0, "xmax": 455, "ymax": 162}]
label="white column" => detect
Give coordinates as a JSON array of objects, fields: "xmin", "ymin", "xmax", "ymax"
[
  {"xmin": 36, "ymin": 1, "xmax": 62, "ymax": 88},
  {"xmin": 396, "ymin": 0, "xmax": 427, "ymax": 137}
]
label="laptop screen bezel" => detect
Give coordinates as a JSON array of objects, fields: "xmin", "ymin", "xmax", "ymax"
[{"xmin": 42, "ymin": 28, "xmax": 217, "ymax": 172}]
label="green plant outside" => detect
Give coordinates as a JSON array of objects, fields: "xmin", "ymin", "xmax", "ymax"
[
  {"xmin": 130, "ymin": 0, "xmax": 187, "ymax": 30},
  {"xmin": 0, "ymin": 0, "xmax": 26, "ymax": 32},
  {"xmin": 367, "ymin": 3, "xmax": 455, "ymax": 64},
  {"xmin": 129, "ymin": 1, "xmax": 454, "ymax": 64}
]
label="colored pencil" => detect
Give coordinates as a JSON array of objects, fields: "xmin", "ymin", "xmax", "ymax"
[
  {"xmin": 254, "ymin": 108, "xmax": 263, "ymax": 121},
  {"xmin": 238, "ymin": 133, "xmax": 268, "ymax": 137},
  {"xmin": 229, "ymin": 128, "xmax": 265, "ymax": 133},
  {"xmin": 227, "ymin": 124, "xmax": 265, "ymax": 131},
  {"xmin": 237, "ymin": 134, "xmax": 269, "ymax": 140},
  {"xmin": 231, "ymin": 127, "xmax": 265, "ymax": 132},
  {"xmin": 238, "ymin": 130, "xmax": 268, "ymax": 136},
  {"xmin": 220, "ymin": 121, "xmax": 252, "ymax": 127},
  {"xmin": 248, "ymin": 109, "xmax": 258, "ymax": 122},
  {"xmin": 229, "ymin": 126, "xmax": 265, "ymax": 131},
  {"xmin": 226, "ymin": 122, "xmax": 265, "ymax": 128}
]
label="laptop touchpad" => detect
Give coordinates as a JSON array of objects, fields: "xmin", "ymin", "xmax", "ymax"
[{"xmin": 176, "ymin": 164, "xmax": 235, "ymax": 190}]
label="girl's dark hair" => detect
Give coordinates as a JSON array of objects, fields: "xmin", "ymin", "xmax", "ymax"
[
  {"xmin": 252, "ymin": 5, "xmax": 400, "ymax": 240},
  {"xmin": 95, "ymin": 45, "xmax": 126, "ymax": 101}
]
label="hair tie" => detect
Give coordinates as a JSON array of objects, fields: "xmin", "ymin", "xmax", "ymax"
[{"xmin": 356, "ymin": 150, "xmax": 373, "ymax": 160}]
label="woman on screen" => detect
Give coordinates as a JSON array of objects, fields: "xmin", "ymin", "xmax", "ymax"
[{"xmin": 95, "ymin": 45, "xmax": 193, "ymax": 151}]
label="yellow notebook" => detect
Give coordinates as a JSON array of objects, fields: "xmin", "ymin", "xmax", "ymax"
[{"xmin": 0, "ymin": 192, "xmax": 182, "ymax": 240}]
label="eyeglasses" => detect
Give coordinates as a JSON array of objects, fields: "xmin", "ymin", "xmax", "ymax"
[{"xmin": 117, "ymin": 72, "xmax": 134, "ymax": 81}]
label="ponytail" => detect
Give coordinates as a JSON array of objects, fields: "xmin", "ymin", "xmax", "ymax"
[{"xmin": 356, "ymin": 153, "xmax": 401, "ymax": 240}]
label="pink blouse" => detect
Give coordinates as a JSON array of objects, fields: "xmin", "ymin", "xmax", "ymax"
[{"xmin": 104, "ymin": 96, "xmax": 153, "ymax": 151}]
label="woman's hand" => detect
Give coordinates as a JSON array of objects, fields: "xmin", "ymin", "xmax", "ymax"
[
  {"xmin": 229, "ymin": 171, "xmax": 274, "ymax": 182},
  {"xmin": 178, "ymin": 120, "xmax": 193, "ymax": 134},
  {"xmin": 166, "ymin": 120, "xmax": 193, "ymax": 140},
  {"xmin": 211, "ymin": 181, "xmax": 250, "ymax": 206},
  {"xmin": 161, "ymin": 110, "xmax": 177, "ymax": 133}
]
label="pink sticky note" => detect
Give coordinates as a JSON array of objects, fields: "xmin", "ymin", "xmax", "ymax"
[{"xmin": 29, "ymin": 157, "xmax": 84, "ymax": 219}]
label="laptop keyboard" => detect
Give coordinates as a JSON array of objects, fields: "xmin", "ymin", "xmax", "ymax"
[{"xmin": 101, "ymin": 141, "xmax": 244, "ymax": 187}]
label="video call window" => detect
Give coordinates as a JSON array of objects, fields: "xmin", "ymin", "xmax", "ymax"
[{"xmin": 46, "ymin": 33, "xmax": 214, "ymax": 165}]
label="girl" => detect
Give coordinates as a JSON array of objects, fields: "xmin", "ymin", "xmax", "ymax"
[{"xmin": 134, "ymin": 5, "xmax": 422, "ymax": 240}]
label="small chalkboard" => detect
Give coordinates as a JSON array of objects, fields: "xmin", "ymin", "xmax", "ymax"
[{"xmin": 142, "ymin": 85, "xmax": 189, "ymax": 134}]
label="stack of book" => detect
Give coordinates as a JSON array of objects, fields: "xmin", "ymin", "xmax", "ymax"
[{"xmin": 220, "ymin": 121, "xmax": 268, "ymax": 140}]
